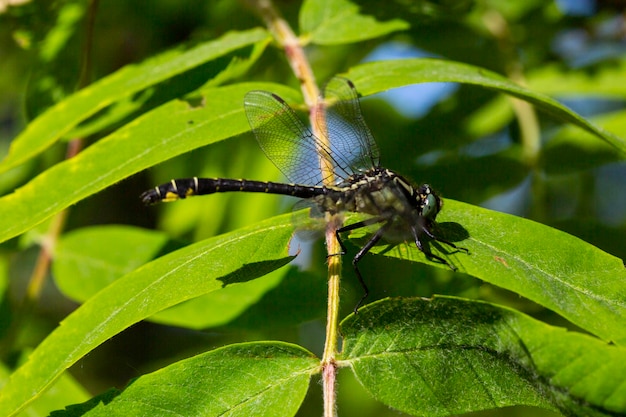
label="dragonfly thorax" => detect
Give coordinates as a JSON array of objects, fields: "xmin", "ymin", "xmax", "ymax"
[{"xmin": 317, "ymin": 167, "xmax": 442, "ymax": 225}]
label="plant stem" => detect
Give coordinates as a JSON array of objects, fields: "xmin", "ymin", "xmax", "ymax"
[
  {"xmin": 482, "ymin": 9, "xmax": 541, "ymax": 167},
  {"xmin": 248, "ymin": 1, "xmax": 341, "ymax": 415},
  {"xmin": 321, "ymin": 213, "xmax": 342, "ymax": 417},
  {"xmin": 482, "ymin": 9, "xmax": 547, "ymax": 221}
]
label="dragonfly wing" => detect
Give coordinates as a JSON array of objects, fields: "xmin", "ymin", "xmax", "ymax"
[
  {"xmin": 244, "ymin": 90, "xmax": 337, "ymax": 186},
  {"xmin": 318, "ymin": 77, "xmax": 380, "ymax": 175}
]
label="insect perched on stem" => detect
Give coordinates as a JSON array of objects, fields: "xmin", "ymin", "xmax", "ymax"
[{"xmin": 141, "ymin": 77, "xmax": 468, "ymax": 311}]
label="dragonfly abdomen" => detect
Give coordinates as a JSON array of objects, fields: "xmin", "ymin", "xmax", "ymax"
[{"xmin": 140, "ymin": 177, "xmax": 325, "ymax": 205}]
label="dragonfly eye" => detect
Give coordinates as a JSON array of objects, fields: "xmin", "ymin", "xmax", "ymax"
[{"xmin": 422, "ymin": 193, "xmax": 440, "ymax": 219}]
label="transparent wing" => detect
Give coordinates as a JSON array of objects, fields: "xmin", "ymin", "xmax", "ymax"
[
  {"xmin": 318, "ymin": 77, "xmax": 380, "ymax": 174},
  {"xmin": 244, "ymin": 90, "xmax": 345, "ymax": 186}
]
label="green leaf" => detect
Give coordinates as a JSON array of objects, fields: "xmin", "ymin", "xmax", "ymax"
[
  {"xmin": 529, "ymin": 60, "xmax": 626, "ymax": 98},
  {"xmin": 53, "ymin": 226, "xmax": 171, "ymax": 300},
  {"xmin": 0, "ymin": 82, "xmax": 300, "ymax": 244},
  {"xmin": 0, "ymin": 213, "xmax": 298, "ymax": 416},
  {"xmin": 299, "ymin": 0, "xmax": 408, "ymax": 45},
  {"xmin": 543, "ymin": 109, "xmax": 626, "ymax": 174},
  {"xmin": 0, "ymin": 363, "xmax": 90, "ymax": 417},
  {"xmin": 0, "ymin": 27, "xmax": 270, "ymax": 173},
  {"xmin": 344, "ymin": 59, "xmax": 626, "ymax": 156},
  {"xmin": 228, "ymin": 268, "xmax": 328, "ymax": 329},
  {"xmin": 150, "ymin": 269, "xmax": 287, "ymax": 329},
  {"xmin": 53, "ymin": 225, "xmax": 291, "ymax": 329},
  {"xmin": 77, "ymin": 342, "xmax": 318, "ymax": 417},
  {"xmin": 360, "ymin": 200, "xmax": 626, "ymax": 344},
  {"xmin": 340, "ymin": 297, "xmax": 626, "ymax": 416}
]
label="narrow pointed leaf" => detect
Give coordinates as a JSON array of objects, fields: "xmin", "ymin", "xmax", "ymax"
[
  {"xmin": 53, "ymin": 226, "xmax": 171, "ymax": 300},
  {"xmin": 341, "ymin": 297, "xmax": 626, "ymax": 416},
  {"xmin": 53, "ymin": 225, "xmax": 289, "ymax": 329},
  {"xmin": 345, "ymin": 59, "xmax": 626, "ymax": 156},
  {"xmin": 0, "ymin": 82, "xmax": 300, "ymax": 244},
  {"xmin": 362, "ymin": 200, "xmax": 626, "ymax": 344},
  {"xmin": 0, "ymin": 28, "xmax": 270, "ymax": 173},
  {"xmin": 0, "ymin": 363, "xmax": 89, "ymax": 417},
  {"xmin": 0, "ymin": 213, "xmax": 298, "ymax": 416},
  {"xmin": 77, "ymin": 342, "xmax": 318, "ymax": 417}
]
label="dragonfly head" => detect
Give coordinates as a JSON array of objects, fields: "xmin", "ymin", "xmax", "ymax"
[{"xmin": 418, "ymin": 184, "xmax": 443, "ymax": 221}]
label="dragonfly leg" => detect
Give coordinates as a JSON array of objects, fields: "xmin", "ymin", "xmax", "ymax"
[
  {"xmin": 342, "ymin": 219, "xmax": 391, "ymax": 313},
  {"xmin": 412, "ymin": 225, "xmax": 458, "ymax": 270},
  {"xmin": 330, "ymin": 216, "xmax": 387, "ymax": 257},
  {"xmin": 421, "ymin": 225, "xmax": 469, "ymax": 254}
]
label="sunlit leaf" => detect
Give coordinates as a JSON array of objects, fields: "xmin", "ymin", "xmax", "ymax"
[
  {"xmin": 77, "ymin": 342, "xmax": 318, "ymax": 417},
  {"xmin": 345, "ymin": 59, "xmax": 626, "ymax": 156},
  {"xmin": 54, "ymin": 225, "xmax": 286, "ymax": 329},
  {"xmin": 0, "ymin": 82, "xmax": 300, "ymax": 244},
  {"xmin": 53, "ymin": 226, "xmax": 171, "ymax": 300},
  {"xmin": 0, "ymin": 213, "xmax": 298, "ymax": 415},
  {"xmin": 354, "ymin": 199, "xmax": 626, "ymax": 344},
  {"xmin": 300, "ymin": 0, "xmax": 408, "ymax": 45},
  {"xmin": 0, "ymin": 362, "xmax": 90, "ymax": 417},
  {"xmin": 341, "ymin": 297, "xmax": 626, "ymax": 416},
  {"xmin": 0, "ymin": 28, "xmax": 270, "ymax": 173}
]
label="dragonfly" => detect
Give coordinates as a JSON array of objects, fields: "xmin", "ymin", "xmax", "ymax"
[{"xmin": 141, "ymin": 77, "xmax": 468, "ymax": 311}]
